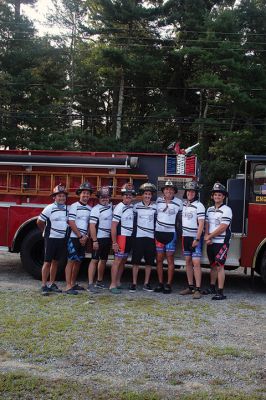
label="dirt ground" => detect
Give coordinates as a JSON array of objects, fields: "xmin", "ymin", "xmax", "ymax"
[{"xmin": 0, "ymin": 252, "xmax": 266, "ymax": 400}]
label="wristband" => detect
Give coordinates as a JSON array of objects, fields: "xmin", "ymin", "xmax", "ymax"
[
  {"xmin": 78, "ymin": 236, "xmax": 83, "ymax": 239},
  {"xmin": 93, "ymin": 240, "xmax": 98, "ymax": 243},
  {"xmin": 112, "ymin": 242, "xmax": 117, "ymax": 245}
]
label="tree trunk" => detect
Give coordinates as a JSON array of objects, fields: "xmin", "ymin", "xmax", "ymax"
[
  {"xmin": 198, "ymin": 89, "xmax": 209, "ymax": 141},
  {"xmin": 115, "ymin": 69, "xmax": 124, "ymax": 140}
]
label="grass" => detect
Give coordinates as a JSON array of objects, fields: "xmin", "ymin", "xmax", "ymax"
[
  {"xmin": 204, "ymin": 346, "xmax": 252, "ymax": 359},
  {"xmin": 0, "ymin": 289, "xmax": 265, "ymax": 398},
  {"xmin": 0, "ymin": 371, "xmax": 264, "ymax": 400}
]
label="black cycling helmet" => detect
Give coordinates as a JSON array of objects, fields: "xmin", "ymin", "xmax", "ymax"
[
  {"xmin": 51, "ymin": 184, "xmax": 68, "ymax": 197},
  {"xmin": 161, "ymin": 180, "xmax": 178, "ymax": 193},
  {"xmin": 211, "ymin": 182, "xmax": 228, "ymax": 196},
  {"xmin": 76, "ymin": 182, "xmax": 93, "ymax": 195},
  {"xmin": 138, "ymin": 182, "xmax": 157, "ymax": 195}
]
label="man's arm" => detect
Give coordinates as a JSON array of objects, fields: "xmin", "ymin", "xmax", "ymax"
[
  {"xmin": 68, "ymin": 220, "xmax": 88, "ymax": 245},
  {"xmin": 205, "ymin": 223, "xmax": 228, "ymax": 241},
  {"xmin": 111, "ymin": 221, "xmax": 119, "ymax": 252},
  {"xmin": 89, "ymin": 223, "xmax": 99, "ymax": 250},
  {"xmin": 36, "ymin": 219, "xmax": 45, "ymax": 232}
]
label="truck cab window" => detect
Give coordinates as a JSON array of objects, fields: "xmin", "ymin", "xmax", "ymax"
[{"xmin": 253, "ymin": 165, "xmax": 266, "ymax": 195}]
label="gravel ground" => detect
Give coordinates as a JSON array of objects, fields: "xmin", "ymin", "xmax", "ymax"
[{"xmin": 0, "ymin": 252, "xmax": 266, "ymax": 399}]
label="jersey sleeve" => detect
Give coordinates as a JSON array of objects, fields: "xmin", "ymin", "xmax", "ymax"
[
  {"xmin": 112, "ymin": 203, "xmax": 122, "ymax": 223},
  {"xmin": 90, "ymin": 206, "xmax": 100, "ymax": 225},
  {"xmin": 197, "ymin": 203, "xmax": 206, "ymax": 220},
  {"xmin": 38, "ymin": 205, "xmax": 51, "ymax": 222},
  {"xmin": 68, "ymin": 203, "xmax": 77, "ymax": 221},
  {"xmin": 221, "ymin": 207, "xmax": 232, "ymax": 225},
  {"xmin": 205, "ymin": 207, "xmax": 211, "ymax": 222}
]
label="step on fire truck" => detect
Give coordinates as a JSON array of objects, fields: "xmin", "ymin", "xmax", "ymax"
[{"xmin": 0, "ymin": 149, "xmax": 265, "ymax": 285}]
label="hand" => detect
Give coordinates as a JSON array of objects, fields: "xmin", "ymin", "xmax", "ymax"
[
  {"xmin": 79, "ymin": 235, "xmax": 88, "ymax": 246},
  {"xmin": 93, "ymin": 241, "xmax": 99, "ymax": 250},
  {"xmin": 192, "ymin": 239, "xmax": 198, "ymax": 248},
  {"xmin": 112, "ymin": 243, "xmax": 119, "ymax": 253}
]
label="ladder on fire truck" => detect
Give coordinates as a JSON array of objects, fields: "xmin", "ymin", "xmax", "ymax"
[
  {"xmin": 0, "ymin": 170, "xmax": 148, "ymax": 199},
  {"xmin": 0, "ymin": 152, "xmax": 151, "ymax": 199}
]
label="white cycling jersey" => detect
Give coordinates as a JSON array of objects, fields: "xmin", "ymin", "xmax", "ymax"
[
  {"xmin": 182, "ymin": 200, "xmax": 205, "ymax": 237},
  {"xmin": 112, "ymin": 202, "xmax": 134, "ymax": 236},
  {"xmin": 68, "ymin": 201, "xmax": 91, "ymax": 238},
  {"xmin": 206, "ymin": 204, "xmax": 232, "ymax": 243},
  {"xmin": 133, "ymin": 201, "xmax": 156, "ymax": 239},
  {"xmin": 90, "ymin": 203, "xmax": 113, "ymax": 239},
  {"xmin": 155, "ymin": 196, "xmax": 183, "ymax": 233},
  {"xmin": 38, "ymin": 202, "xmax": 68, "ymax": 239}
]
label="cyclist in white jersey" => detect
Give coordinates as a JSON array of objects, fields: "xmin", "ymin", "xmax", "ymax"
[
  {"xmin": 180, "ymin": 181, "xmax": 205, "ymax": 299},
  {"xmin": 204, "ymin": 182, "xmax": 233, "ymax": 300},
  {"xmin": 64, "ymin": 182, "xmax": 93, "ymax": 295},
  {"xmin": 109, "ymin": 183, "xmax": 135, "ymax": 294},
  {"xmin": 129, "ymin": 183, "xmax": 157, "ymax": 292},
  {"xmin": 154, "ymin": 180, "xmax": 183, "ymax": 294},
  {"xmin": 37, "ymin": 185, "xmax": 68, "ymax": 296},
  {"xmin": 88, "ymin": 186, "xmax": 112, "ymax": 292}
]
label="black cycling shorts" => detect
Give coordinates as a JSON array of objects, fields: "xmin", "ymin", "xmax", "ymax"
[
  {"xmin": 207, "ymin": 243, "xmax": 229, "ymax": 268},
  {"xmin": 131, "ymin": 237, "xmax": 156, "ymax": 266},
  {"xmin": 92, "ymin": 238, "xmax": 111, "ymax": 261},
  {"xmin": 44, "ymin": 238, "xmax": 66, "ymax": 262}
]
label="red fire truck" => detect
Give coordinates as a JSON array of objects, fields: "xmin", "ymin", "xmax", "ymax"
[{"xmin": 0, "ymin": 150, "xmax": 265, "ymax": 284}]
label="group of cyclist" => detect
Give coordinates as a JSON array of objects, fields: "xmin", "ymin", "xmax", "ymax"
[{"xmin": 37, "ymin": 178, "xmax": 232, "ymax": 301}]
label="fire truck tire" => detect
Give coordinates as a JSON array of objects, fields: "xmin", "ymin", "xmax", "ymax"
[
  {"xmin": 20, "ymin": 228, "xmax": 67, "ymax": 280},
  {"xmin": 260, "ymin": 250, "xmax": 266, "ymax": 285}
]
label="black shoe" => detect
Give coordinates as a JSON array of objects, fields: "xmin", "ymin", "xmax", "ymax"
[
  {"xmin": 163, "ymin": 284, "xmax": 172, "ymax": 294},
  {"xmin": 129, "ymin": 284, "xmax": 137, "ymax": 293},
  {"xmin": 41, "ymin": 285, "xmax": 51, "ymax": 296},
  {"xmin": 154, "ymin": 283, "xmax": 164, "ymax": 293},
  {"xmin": 95, "ymin": 281, "xmax": 106, "ymax": 289},
  {"xmin": 201, "ymin": 287, "xmax": 216, "ymax": 295},
  {"xmin": 49, "ymin": 283, "xmax": 62, "ymax": 293},
  {"xmin": 72, "ymin": 284, "xmax": 85, "ymax": 291},
  {"xmin": 143, "ymin": 283, "xmax": 153, "ymax": 292},
  {"xmin": 212, "ymin": 293, "xmax": 227, "ymax": 300},
  {"xmin": 65, "ymin": 288, "xmax": 79, "ymax": 295}
]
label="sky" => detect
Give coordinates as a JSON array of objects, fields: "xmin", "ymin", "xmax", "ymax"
[{"xmin": 21, "ymin": 0, "xmax": 58, "ymax": 35}]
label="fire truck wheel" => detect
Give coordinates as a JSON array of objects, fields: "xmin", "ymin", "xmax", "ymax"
[
  {"xmin": 260, "ymin": 250, "xmax": 266, "ymax": 285},
  {"xmin": 20, "ymin": 228, "xmax": 67, "ymax": 280}
]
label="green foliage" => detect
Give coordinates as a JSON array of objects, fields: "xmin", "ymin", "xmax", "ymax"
[{"xmin": 0, "ymin": 0, "xmax": 266, "ymax": 187}]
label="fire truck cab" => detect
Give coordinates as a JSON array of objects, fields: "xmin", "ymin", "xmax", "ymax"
[{"xmin": 226, "ymin": 155, "xmax": 266, "ymax": 283}]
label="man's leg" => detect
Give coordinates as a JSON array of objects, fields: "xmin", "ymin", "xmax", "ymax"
[
  {"xmin": 166, "ymin": 252, "xmax": 175, "ymax": 285},
  {"xmin": 88, "ymin": 259, "xmax": 98, "ymax": 284},
  {"xmin": 216, "ymin": 265, "xmax": 225, "ymax": 290},
  {"xmin": 132, "ymin": 265, "xmax": 139, "ymax": 285},
  {"xmin": 117, "ymin": 258, "xmax": 127, "ymax": 286},
  {"xmin": 42, "ymin": 261, "xmax": 51, "ymax": 286},
  {"xmin": 144, "ymin": 266, "xmax": 151, "ymax": 285},
  {"xmin": 192, "ymin": 258, "xmax": 202, "ymax": 289},
  {"xmin": 210, "ymin": 267, "xmax": 217, "ymax": 285},
  {"xmin": 185, "ymin": 256, "xmax": 194, "ymax": 286},
  {"xmin": 109, "ymin": 257, "xmax": 121, "ymax": 289},
  {"xmin": 65, "ymin": 260, "xmax": 75, "ymax": 290},
  {"xmin": 49, "ymin": 260, "xmax": 58, "ymax": 284},
  {"xmin": 97, "ymin": 260, "xmax": 106, "ymax": 282},
  {"xmin": 70, "ymin": 261, "xmax": 81, "ymax": 287},
  {"xmin": 156, "ymin": 252, "xmax": 164, "ymax": 284}
]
